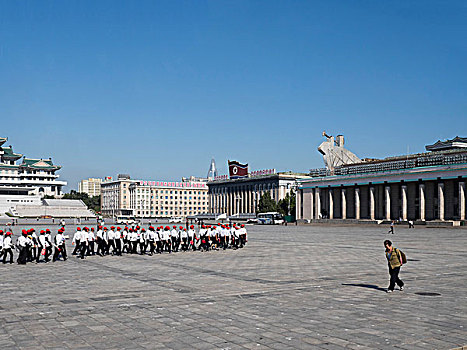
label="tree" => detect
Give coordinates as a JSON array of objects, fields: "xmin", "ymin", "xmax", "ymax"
[
  {"xmin": 258, "ymin": 192, "xmax": 277, "ymax": 213},
  {"xmin": 277, "ymin": 190, "xmax": 296, "ymax": 218},
  {"xmin": 63, "ymin": 191, "xmax": 101, "ymax": 213}
]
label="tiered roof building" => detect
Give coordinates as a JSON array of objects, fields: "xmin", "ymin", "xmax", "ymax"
[{"xmin": 0, "ymin": 137, "xmax": 67, "ymax": 197}]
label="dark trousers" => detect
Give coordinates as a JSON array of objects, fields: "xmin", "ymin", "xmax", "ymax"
[
  {"xmin": 171, "ymin": 237, "xmax": 178, "ymax": 251},
  {"xmin": 2, "ymin": 248, "xmax": 13, "ymax": 264},
  {"xmin": 388, "ymin": 266, "xmax": 404, "ymax": 291},
  {"xmin": 72, "ymin": 241, "xmax": 80, "ymax": 255},
  {"xmin": 96, "ymin": 238, "xmax": 106, "ymax": 256},
  {"xmin": 181, "ymin": 237, "xmax": 188, "ymax": 251},
  {"xmin": 87, "ymin": 241, "xmax": 95, "ymax": 255},
  {"xmin": 53, "ymin": 244, "xmax": 67, "ymax": 261},
  {"xmin": 79, "ymin": 242, "xmax": 87, "ymax": 259},
  {"xmin": 148, "ymin": 240, "xmax": 155, "ymax": 254},
  {"xmin": 107, "ymin": 239, "xmax": 115, "ymax": 254},
  {"xmin": 115, "ymin": 239, "xmax": 122, "ymax": 255},
  {"xmin": 131, "ymin": 241, "xmax": 138, "ymax": 254},
  {"xmin": 37, "ymin": 246, "xmax": 51, "ymax": 262},
  {"xmin": 17, "ymin": 246, "xmax": 28, "ymax": 264}
]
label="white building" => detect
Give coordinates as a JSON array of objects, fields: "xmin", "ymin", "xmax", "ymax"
[
  {"xmin": 101, "ymin": 175, "xmax": 209, "ymax": 218},
  {"xmin": 0, "ymin": 136, "xmax": 67, "ymax": 197},
  {"xmin": 78, "ymin": 178, "xmax": 102, "ymax": 197}
]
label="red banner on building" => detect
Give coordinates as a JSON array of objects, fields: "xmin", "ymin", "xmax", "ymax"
[{"xmin": 228, "ymin": 160, "xmax": 248, "ymax": 179}]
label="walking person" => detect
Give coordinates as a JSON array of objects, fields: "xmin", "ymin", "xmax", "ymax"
[
  {"xmin": 388, "ymin": 221, "xmax": 395, "ymax": 234},
  {"xmin": 384, "ymin": 240, "xmax": 405, "ymax": 293},
  {"xmin": 16, "ymin": 230, "xmax": 30, "ymax": 265},
  {"xmin": 53, "ymin": 228, "xmax": 68, "ymax": 262},
  {"xmin": 2, "ymin": 232, "xmax": 14, "ymax": 264}
]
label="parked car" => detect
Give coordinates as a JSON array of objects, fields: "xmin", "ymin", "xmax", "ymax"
[
  {"xmin": 169, "ymin": 216, "xmax": 183, "ymax": 223},
  {"xmin": 257, "ymin": 212, "xmax": 284, "ymax": 225}
]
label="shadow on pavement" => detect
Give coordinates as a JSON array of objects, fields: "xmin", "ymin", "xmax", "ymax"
[{"xmin": 341, "ymin": 283, "xmax": 387, "ymax": 292}]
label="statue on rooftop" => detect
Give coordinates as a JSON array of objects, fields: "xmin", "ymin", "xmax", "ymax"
[{"xmin": 318, "ymin": 132, "xmax": 361, "ymax": 173}]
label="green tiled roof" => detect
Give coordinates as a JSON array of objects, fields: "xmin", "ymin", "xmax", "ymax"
[
  {"xmin": 0, "ymin": 137, "xmax": 7, "ymax": 146},
  {"xmin": 20, "ymin": 158, "xmax": 60, "ymax": 170},
  {"xmin": 1, "ymin": 146, "xmax": 23, "ymax": 159}
]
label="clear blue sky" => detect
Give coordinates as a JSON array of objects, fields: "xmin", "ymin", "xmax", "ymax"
[{"xmin": 1, "ymin": 0, "xmax": 466, "ymax": 191}]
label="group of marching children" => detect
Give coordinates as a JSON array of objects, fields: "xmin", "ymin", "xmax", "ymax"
[
  {"xmin": 0, "ymin": 227, "xmax": 68, "ymax": 265},
  {"xmin": 72, "ymin": 223, "xmax": 248, "ymax": 258}
]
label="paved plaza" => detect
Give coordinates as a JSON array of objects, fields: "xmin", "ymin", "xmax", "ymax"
[{"xmin": 0, "ymin": 224, "xmax": 466, "ymax": 350}]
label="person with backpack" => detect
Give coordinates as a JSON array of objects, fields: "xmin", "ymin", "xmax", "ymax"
[{"xmin": 384, "ymin": 240, "xmax": 405, "ymax": 293}]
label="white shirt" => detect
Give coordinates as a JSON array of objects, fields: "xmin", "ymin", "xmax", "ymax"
[
  {"xmin": 180, "ymin": 230, "xmax": 187, "ymax": 238},
  {"xmin": 170, "ymin": 229, "xmax": 178, "ymax": 238},
  {"xmin": 73, "ymin": 231, "xmax": 80, "ymax": 242},
  {"xmin": 18, "ymin": 235, "xmax": 29, "ymax": 247},
  {"xmin": 187, "ymin": 229, "xmax": 195, "ymax": 239},
  {"xmin": 96, "ymin": 229, "xmax": 103, "ymax": 239},
  {"xmin": 38, "ymin": 235, "xmax": 50, "ymax": 247},
  {"xmin": 107, "ymin": 230, "xmax": 115, "ymax": 240},
  {"xmin": 3, "ymin": 236, "xmax": 12, "ymax": 249},
  {"xmin": 55, "ymin": 233, "xmax": 65, "ymax": 245},
  {"xmin": 0, "ymin": 235, "xmax": 4, "ymax": 247}
]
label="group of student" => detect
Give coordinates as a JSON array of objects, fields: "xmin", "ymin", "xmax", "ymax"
[
  {"xmin": 72, "ymin": 223, "xmax": 248, "ymax": 258},
  {"xmin": 0, "ymin": 223, "xmax": 248, "ymax": 264},
  {"xmin": 0, "ymin": 227, "xmax": 67, "ymax": 264}
]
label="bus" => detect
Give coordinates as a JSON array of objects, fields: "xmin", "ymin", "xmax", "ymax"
[{"xmin": 257, "ymin": 212, "xmax": 284, "ymax": 225}]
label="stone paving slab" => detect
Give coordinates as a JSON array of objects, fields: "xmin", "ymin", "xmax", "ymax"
[{"xmin": 0, "ymin": 224, "xmax": 466, "ymax": 349}]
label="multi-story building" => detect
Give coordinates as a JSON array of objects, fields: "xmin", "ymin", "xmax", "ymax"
[
  {"xmin": 101, "ymin": 175, "xmax": 209, "ymax": 218},
  {"xmin": 100, "ymin": 175, "xmax": 135, "ymax": 217},
  {"xmin": 0, "ymin": 136, "xmax": 66, "ymax": 197},
  {"xmin": 78, "ymin": 178, "xmax": 102, "ymax": 197},
  {"xmin": 208, "ymin": 170, "xmax": 308, "ymax": 215},
  {"xmin": 296, "ymin": 136, "xmax": 467, "ymax": 224}
]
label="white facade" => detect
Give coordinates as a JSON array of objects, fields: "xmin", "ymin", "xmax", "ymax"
[
  {"xmin": 78, "ymin": 178, "xmax": 102, "ymax": 197},
  {"xmin": 0, "ymin": 137, "xmax": 67, "ymax": 197},
  {"xmin": 101, "ymin": 176, "xmax": 209, "ymax": 218}
]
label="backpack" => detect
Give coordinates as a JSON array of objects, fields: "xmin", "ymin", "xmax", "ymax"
[{"xmin": 397, "ymin": 248, "xmax": 407, "ymax": 265}]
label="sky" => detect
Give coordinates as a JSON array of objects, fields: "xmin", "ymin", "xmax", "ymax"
[{"xmin": 1, "ymin": 0, "xmax": 466, "ymax": 191}]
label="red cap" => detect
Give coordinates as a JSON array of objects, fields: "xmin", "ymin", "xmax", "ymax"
[
  {"xmin": 173, "ymin": 225, "xmax": 176, "ymax": 228},
  {"xmin": 179, "ymin": 226, "xmax": 183, "ymax": 230},
  {"xmin": 117, "ymin": 227, "xmax": 121, "ymax": 230},
  {"xmin": 46, "ymin": 229, "xmax": 51, "ymax": 233},
  {"xmin": 91, "ymin": 228, "xmax": 95, "ymax": 231},
  {"xmin": 190, "ymin": 225, "xmax": 194, "ymax": 229},
  {"xmin": 165, "ymin": 226, "xmax": 170, "ymax": 230},
  {"xmin": 77, "ymin": 227, "xmax": 81, "ymax": 231},
  {"xmin": 241, "ymin": 224, "xmax": 245, "ymax": 227}
]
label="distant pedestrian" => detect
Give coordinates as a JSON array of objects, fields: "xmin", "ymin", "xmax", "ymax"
[
  {"xmin": 388, "ymin": 221, "xmax": 395, "ymax": 234},
  {"xmin": 384, "ymin": 240, "xmax": 404, "ymax": 293},
  {"xmin": 408, "ymin": 220, "xmax": 414, "ymax": 228}
]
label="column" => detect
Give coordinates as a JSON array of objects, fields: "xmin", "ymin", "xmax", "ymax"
[
  {"xmin": 438, "ymin": 183, "xmax": 444, "ymax": 221},
  {"xmin": 385, "ymin": 186, "xmax": 391, "ymax": 220},
  {"xmin": 401, "ymin": 185, "xmax": 408, "ymax": 221},
  {"xmin": 328, "ymin": 189, "xmax": 334, "ymax": 219},
  {"xmin": 296, "ymin": 189, "xmax": 302, "ymax": 220},
  {"xmin": 341, "ymin": 188, "xmax": 347, "ymax": 219},
  {"xmin": 370, "ymin": 186, "xmax": 375, "ymax": 220},
  {"xmin": 419, "ymin": 184, "xmax": 425, "ymax": 221},
  {"xmin": 355, "ymin": 187, "xmax": 360, "ymax": 220},
  {"xmin": 314, "ymin": 188, "xmax": 321, "ymax": 219},
  {"xmin": 460, "ymin": 182, "xmax": 465, "ymax": 221}
]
